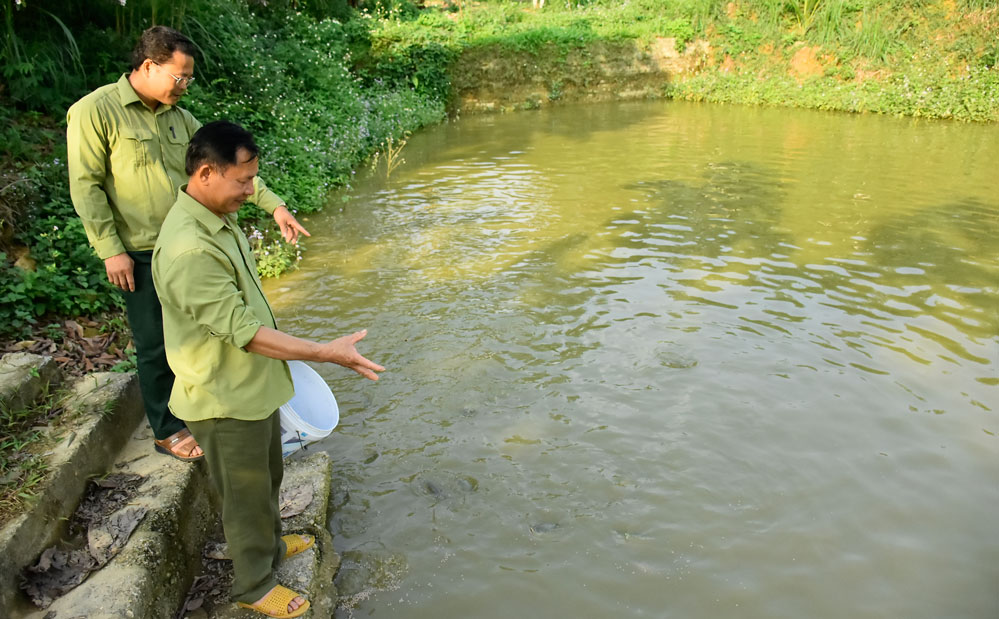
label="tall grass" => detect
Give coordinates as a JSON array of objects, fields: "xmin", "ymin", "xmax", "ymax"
[
  {"xmin": 1, "ymin": 2, "xmax": 87, "ymax": 112},
  {"xmin": 788, "ymin": 0, "xmax": 827, "ymax": 34},
  {"xmin": 849, "ymin": 8, "xmax": 910, "ymax": 62}
]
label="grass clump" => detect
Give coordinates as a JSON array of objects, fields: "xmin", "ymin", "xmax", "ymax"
[{"xmin": 0, "ymin": 388, "xmax": 59, "ymax": 524}]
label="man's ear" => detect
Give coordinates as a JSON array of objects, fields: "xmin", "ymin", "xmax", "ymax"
[{"xmin": 196, "ymin": 163, "xmax": 214, "ymax": 184}]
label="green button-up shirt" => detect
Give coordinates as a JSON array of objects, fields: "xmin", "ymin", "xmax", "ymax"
[
  {"xmin": 67, "ymin": 74, "xmax": 285, "ymax": 259},
  {"xmin": 152, "ymin": 188, "xmax": 293, "ymax": 422}
]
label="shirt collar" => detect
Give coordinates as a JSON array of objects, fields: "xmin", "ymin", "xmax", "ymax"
[
  {"xmin": 175, "ymin": 186, "xmax": 237, "ymax": 235},
  {"xmin": 116, "ymin": 73, "xmax": 173, "ymax": 114}
]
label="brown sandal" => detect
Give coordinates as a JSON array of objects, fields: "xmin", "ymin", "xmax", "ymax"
[{"xmin": 154, "ymin": 428, "xmax": 204, "ymax": 462}]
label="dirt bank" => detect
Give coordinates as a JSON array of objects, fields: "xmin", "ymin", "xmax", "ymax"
[{"xmin": 450, "ymin": 37, "xmax": 710, "ymax": 112}]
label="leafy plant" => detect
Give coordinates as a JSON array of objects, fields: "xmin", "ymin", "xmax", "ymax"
[
  {"xmin": 0, "ymin": 156, "xmax": 121, "ymax": 339},
  {"xmin": 370, "ymin": 133, "xmax": 410, "ymax": 178},
  {"xmin": 246, "ymin": 223, "xmax": 305, "ymax": 279}
]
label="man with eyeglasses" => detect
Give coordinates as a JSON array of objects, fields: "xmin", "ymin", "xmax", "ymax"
[{"xmin": 67, "ymin": 25, "xmax": 309, "ymax": 462}]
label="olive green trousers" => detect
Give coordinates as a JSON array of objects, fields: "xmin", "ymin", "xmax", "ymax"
[
  {"xmin": 187, "ymin": 412, "xmax": 288, "ymax": 603},
  {"xmin": 121, "ymin": 251, "xmax": 186, "ymax": 440}
]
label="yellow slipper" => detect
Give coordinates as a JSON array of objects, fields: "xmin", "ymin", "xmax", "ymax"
[
  {"xmin": 282, "ymin": 534, "xmax": 315, "ymax": 559},
  {"xmin": 237, "ymin": 585, "xmax": 310, "ymax": 618}
]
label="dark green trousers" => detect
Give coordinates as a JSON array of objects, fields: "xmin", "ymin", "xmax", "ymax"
[
  {"xmin": 121, "ymin": 251, "xmax": 186, "ymax": 440},
  {"xmin": 187, "ymin": 412, "xmax": 287, "ymax": 604}
]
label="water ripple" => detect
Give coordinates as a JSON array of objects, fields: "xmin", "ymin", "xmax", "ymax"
[{"xmin": 266, "ymin": 101, "xmax": 999, "ymax": 619}]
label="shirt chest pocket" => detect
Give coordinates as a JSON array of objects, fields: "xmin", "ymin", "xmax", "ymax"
[
  {"xmin": 162, "ymin": 124, "xmax": 190, "ymax": 174},
  {"xmin": 118, "ymin": 128, "xmax": 155, "ymax": 168}
]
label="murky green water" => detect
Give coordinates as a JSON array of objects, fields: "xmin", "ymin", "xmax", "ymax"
[{"xmin": 263, "ymin": 101, "xmax": 999, "ymax": 619}]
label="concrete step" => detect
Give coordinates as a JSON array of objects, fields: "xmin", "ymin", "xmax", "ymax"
[
  {"xmin": 18, "ymin": 418, "xmax": 218, "ymax": 619},
  {"xmin": 191, "ymin": 452, "xmax": 340, "ymax": 619},
  {"xmin": 0, "ymin": 351, "xmax": 62, "ymax": 414},
  {"xmin": 0, "ymin": 353, "xmax": 342, "ymax": 619},
  {"xmin": 1, "ymin": 361, "xmax": 145, "ymax": 616}
]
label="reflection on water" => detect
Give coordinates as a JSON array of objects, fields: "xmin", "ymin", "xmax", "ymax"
[{"xmin": 264, "ymin": 101, "xmax": 999, "ymax": 619}]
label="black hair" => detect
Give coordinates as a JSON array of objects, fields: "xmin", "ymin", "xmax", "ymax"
[
  {"xmin": 186, "ymin": 121, "xmax": 260, "ymax": 176},
  {"xmin": 130, "ymin": 26, "xmax": 196, "ymax": 71}
]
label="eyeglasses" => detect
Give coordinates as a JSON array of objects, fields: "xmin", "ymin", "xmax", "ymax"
[{"xmin": 152, "ymin": 62, "xmax": 195, "ymax": 87}]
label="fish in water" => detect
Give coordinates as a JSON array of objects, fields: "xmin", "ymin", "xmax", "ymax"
[
  {"xmin": 657, "ymin": 350, "xmax": 698, "ymax": 369},
  {"xmin": 415, "ymin": 473, "xmax": 478, "ymax": 503},
  {"xmin": 530, "ymin": 522, "xmax": 560, "ymax": 535},
  {"xmin": 456, "ymin": 476, "xmax": 478, "ymax": 493},
  {"xmin": 422, "ymin": 479, "xmax": 447, "ymax": 499}
]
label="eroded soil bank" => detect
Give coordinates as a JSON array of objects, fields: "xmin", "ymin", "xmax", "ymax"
[{"xmin": 450, "ymin": 37, "xmax": 709, "ymax": 112}]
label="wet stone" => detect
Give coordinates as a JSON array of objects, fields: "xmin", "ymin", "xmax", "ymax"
[{"xmin": 335, "ymin": 549, "xmax": 409, "ymax": 614}]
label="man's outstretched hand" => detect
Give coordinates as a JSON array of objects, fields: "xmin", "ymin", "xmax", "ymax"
[
  {"xmin": 316, "ymin": 329, "xmax": 384, "ymax": 381},
  {"xmin": 273, "ymin": 205, "xmax": 311, "ymax": 245}
]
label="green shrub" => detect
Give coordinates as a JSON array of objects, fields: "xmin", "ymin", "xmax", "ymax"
[
  {"xmin": 0, "ymin": 159, "xmax": 120, "ymax": 339},
  {"xmin": 180, "ymin": 4, "xmax": 445, "ymax": 216},
  {"xmin": 2, "ymin": 0, "xmax": 446, "ymax": 309}
]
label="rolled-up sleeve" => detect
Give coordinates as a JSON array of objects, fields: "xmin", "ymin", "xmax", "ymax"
[
  {"xmin": 67, "ymin": 101, "xmax": 126, "ymax": 259},
  {"xmin": 248, "ymin": 176, "xmax": 285, "ymax": 214},
  {"xmin": 158, "ymin": 248, "xmax": 262, "ymax": 349}
]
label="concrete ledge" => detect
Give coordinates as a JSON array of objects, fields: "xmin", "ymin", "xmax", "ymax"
[
  {"xmin": 1, "ymin": 361, "xmax": 341, "ymax": 619},
  {"xmin": 25, "ymin": 421, "xmax": 219, "ymax": 619},
  {"xmin": 278, "ymin": 451, "xmax": 340, "ymax": 618},
  {"xmin": 203, "ymin": 451, "xmax": 340, "ymax": 619},
  {"xmin": 0, "ymin": 371, "xmax": 144, "ymax": 616},
  {"xmin": 0, "ymin": 352, "xmax": 60, "ymax": 413}
]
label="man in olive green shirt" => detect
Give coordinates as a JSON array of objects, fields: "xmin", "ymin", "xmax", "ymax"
[
  {"xmin": 66, "ymin": 26, "xmax": 309, "ymax": 460},
  {"xmin": 153, "ymin": 121, "xmax": 383, "ymax": 617}
]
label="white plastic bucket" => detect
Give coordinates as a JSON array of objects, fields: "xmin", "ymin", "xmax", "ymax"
[{"xmin": 278, "ymin": 361, "xmax": 339, "ymax": 458}]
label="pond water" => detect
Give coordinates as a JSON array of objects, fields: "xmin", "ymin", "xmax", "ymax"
[{"xmin": 263, "ymin": 101, "xmax": 999, "ymax": 619}]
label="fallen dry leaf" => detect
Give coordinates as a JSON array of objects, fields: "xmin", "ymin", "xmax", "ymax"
[
  {"xmin": 64, "ymin": 320, "xmax": 84, "ymax": 338},
  {"xmin": 279, "ymin": 483, "xmax": 314, "ymax": 519}
]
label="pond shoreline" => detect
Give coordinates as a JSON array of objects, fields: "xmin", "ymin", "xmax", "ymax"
[
  {"xmin": 447, "ymin": 36, "xmax": 998, "ymax": 122},
  {"xmin": 450, "ymin": 37, "xmax": 707, "ymax": 113}
]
